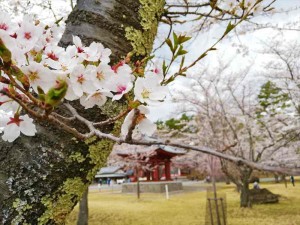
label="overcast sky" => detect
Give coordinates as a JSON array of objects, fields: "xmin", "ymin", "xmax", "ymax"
[{"xmin": 148, "ymin": 0, "xmax": 300, "ymax": 121}]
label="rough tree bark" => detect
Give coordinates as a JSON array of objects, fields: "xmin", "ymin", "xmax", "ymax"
[
  {"xmin": 0, "ymin": 0, "xmax": 165, "ymax": 224},
  {"xmin": 77, "ymin": 189, "xmax": 89, "ymax": 225},
  {"xmin": 221, "ymin": 160, "xmax": 253, "ymax": 208},
  {"xmin": 239, "ymin": 169, "xmax": 252, "ymax": 208}
]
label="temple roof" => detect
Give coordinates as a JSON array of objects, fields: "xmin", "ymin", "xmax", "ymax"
[
  {"xmin": 95, "ymin": 166, "xmax": 127, "ymax": 178},
  {"xmin": 113, "ymin": 143, "xmax": 186, "ymax": 157},
  {"xmin": 99, "ymin": 166, "xmax": 121, "ymax": 174}
]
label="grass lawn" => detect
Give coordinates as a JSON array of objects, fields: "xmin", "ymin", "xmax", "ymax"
[{"xmin": 66, "ymin": 182, "xmax": 300, "ymax": 225}]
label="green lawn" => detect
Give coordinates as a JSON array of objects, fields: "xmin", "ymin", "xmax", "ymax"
[{"xmin": 66, "ymin": 182, "xmax": 300, "ymax": 225}]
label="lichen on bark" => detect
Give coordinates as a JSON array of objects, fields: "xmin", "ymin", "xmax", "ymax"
[
  {"xmin": 125, "ymin": 0, "xmax": 165, "ymax": 56},
  {"xmin": 38, "ymin": 178, "xmax": 87, "ymax": 225}
]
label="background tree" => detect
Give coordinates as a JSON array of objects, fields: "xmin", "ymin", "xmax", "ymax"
[{"xmin": 171, "ymin": 64, "xmax": 300, "ymax": 207}]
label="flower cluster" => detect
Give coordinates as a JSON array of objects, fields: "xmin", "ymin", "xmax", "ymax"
[{"xmin": 0, "ymin": 12, "xmax": 169, "ymax": 142}]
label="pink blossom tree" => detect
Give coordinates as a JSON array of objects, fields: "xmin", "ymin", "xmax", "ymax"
[{"xmin": 171, "ymin": 62, "xmax": 300, "ymax": 207}]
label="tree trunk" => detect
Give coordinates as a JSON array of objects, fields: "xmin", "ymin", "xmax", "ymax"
[
  {"xmin": 274, "ymin": 174, "xmax": 279, "ymax": 183},
  {"xmin": 240, "ymin": 182, "xmax": 251, "ymax": 208},
  {"xmin": 281, "ymin": 174, "xmax": 288, "ymax": 188},
  {"xmin": 77, "ymin": 188, "xmax": 89, "ymax": 225},
  {"xmin": 220, "ymin": 160, "xmax": 253, "ymax": 208},
  {"xmin": 240, "ymin": 170, "xmax": 252, "ymax": 208},
  {"xmin": 0, "ymin": 0, "xmax": 165, "ymax": 224}
]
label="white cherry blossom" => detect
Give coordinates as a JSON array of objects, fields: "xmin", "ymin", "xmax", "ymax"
[
  {"xmin": 146, "ymin": 61, "xmax": 164, "ymax": 83},
  {"xmin": 69, "ymin": 64, "xmax": 97, "ymax": 97},
  {"xmin": 80, "ymin": 89, "xmax": 113, "ymax": 109},
  {"xmin": 1, "ymin": 114, "xmax": 37, "ymax": 142},
  {"xmin": 0, "ymin": 12, "xmax": 17, "ymax": 35},
  {"xmin": 108, "ymin": 74, "xmax": 133, "ymax": 101},
  {"xmin": 73, "ymin": 36, "xmax": 109, "ymax": 62},
  {"xmin": 93, "ymin": 63, "xmax": 114, "ymax": 90},
  {"xmin": 97, "ymin": 43, "xmax": 111, "ymax": 64},
  {"xmin": 0, "ymin": 92, "xmax": 19, "ymax": 112},
  {"xmin": 121, "ymin": 105, "xmax": 156, "ymax": 137},
  {"xmin": 42, "ymin": 44, "xmax": 65, "ymax": 65},
  {"xmin": 16, "ymin": 17, "xmax": 43, "ymax": 52},
  {"xmin": 105, "ymin": 63, "xmax": 134, "ymax": 100},
  {"xmin": 21, "ymin": 61, "xmax": 57, "ymax": 93},
  {"xmin": 134, "ymin": 75, "xmax": 168, "ymax": 105}
]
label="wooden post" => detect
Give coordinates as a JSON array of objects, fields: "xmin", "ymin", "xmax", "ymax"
[
  {"xmin": 208, "ymin": 199, "xmax": 214, "ymax": 225},
  {"xmin": 165, "ymin": 161, "xmax": 171, "ymax": 181},
  {"xmin": 220, "ymin": 198, "xmax": 226, "ymax": 225},
  {"xmin": 165, "ymin": 184, "xmax": 169, "ymax": 200},
  {"xmin": 146, "ymin": 171, "xmax": 151, "ymax": 181},
  {"xmin": 137, "ymin": 178, "xmax": 140, "ymax": 199},
  {"xmin": 136, "ymin": 167, "xmax": 140, "ymax": 199},
  {"xmin": 152, "ymin": 165, "xmax": 159, "ymax": 181},
  {"xmin": 212, "ymin": 176, "xmax": 221, "ymax": 225}
]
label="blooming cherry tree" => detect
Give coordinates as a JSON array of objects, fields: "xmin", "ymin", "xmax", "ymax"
[{"xmin": 0, "ymin": 13, "xmax": 172, "ymax": 143}]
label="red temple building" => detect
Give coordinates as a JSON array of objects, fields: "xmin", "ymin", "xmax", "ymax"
[{"xmin": 113, "ymin": 144, "xmax": 186, "ymax": 182}]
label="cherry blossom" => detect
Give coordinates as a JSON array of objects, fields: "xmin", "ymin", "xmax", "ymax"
[
  {"xmin": 106, "ymin": 64, "xmax": 134, "ymax": 101},
  {"xmin": 1, "ymin": 114, "xmax": 37, "ymax": 142},
  {"xmin": 146, "ymin": 61, "xmax": 164, "ymax": 83},
  {"xmin": 0, "ymin": 12, "xmax": 17, "ymax": 35},
  {"xmin": 42, "ymin": 45, "xmax": 65, "ymax": 65},
  {"xmin": 134, "ymin": 75, "xmax": 168, "ymax": 105},
  {"xmin": 44, "ymin": 48, "xmax": 79, "ymax": 73},
  {"xmin": 21, "ymin": 61, "xmax": 58, "ymax": 93},
  {"xmin": 0, "ymin": 12, "xmax": 169, "ymax": 142},
  {"xmin": 73, "ymin": 35, "xmax": 111, "ymax": 62},
  {"xmin": 93, "ymin": 63, "xmax": 114, "ymax": 90},
  {"xmin": 0, "ymin": 92, "xmax": 19, "ymax": 112},
  {"xmin": 16, "ymin": 17, "xmax": 43, "ymax": 52},
  {"xmin": 69, "ymin": 64, "xmax": 98, "ymax": 98},
  {"xmin": 80, "ymin": 89, "xmax": 113, "ymax": 109},
  {"xmin": 121, "ymin": 105, "xmax": 156, "ymax": 137}
]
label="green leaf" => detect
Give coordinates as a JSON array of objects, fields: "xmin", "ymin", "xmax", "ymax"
[
  {"xmin": 37, "ymin": 86, "xmax": 45, "ymax": 101},
  {"xmin": 177, "ymin": 49, "xmax": 188, "ymax": 56},
  {"xmin": 178, "ymin": 35, "xmax": 192, "ymax": 44},
  {"xmin": 223, "ymin": 22, "xmax": 235, "ymax": 36},
  {"xmin": 198, "ymin": 52, "xmax": 207, "ymax": 60},
  {"xmin": 165, "ymin": 76, "xmax": 175, "ymax": 84},
  {"xmin": 10, "ymin": 65, "xmax": 30, "ymax": 91},
  {"xmin": 173, "ymin": 32, "xmax": 178, "ymax": 46},
  {"xmin": 0, "ymin": 38, "xmax": 12, "ymax": 63},
  {"xmin": 129, "ymin": 101, "xmax": 140, "ymax": 109},
  {"xmin": 162, "ymin": 60, "xmax": 167, "ymax": 76},
  {"xmin": 180, "ymin": 56, "xmax": 185, "ymax": 70},
  {"xmin": 45, "ymin": 79, "xmax": 68, "ymax": 107},
  {"xmin": 165, "ymin": 38, "xmax": 173, "ymax": 52}
]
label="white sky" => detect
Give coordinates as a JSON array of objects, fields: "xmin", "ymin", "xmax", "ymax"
[
  {"xmin": 1, "ymin": 0, "xmax": 300, "ymax": 122},
  {"xmin": 148, "ymin": 0, "xmax": 300, "ymax": 121}
]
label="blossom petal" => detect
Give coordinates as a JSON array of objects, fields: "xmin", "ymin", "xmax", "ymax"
[
  {"xmin": 2, "ymin": 123, "xmax": 20, "ymax": 142},
  {"xmin": 19, "ymin": 115, "xmax": 37, "ymax": 136},
  {"xmin": 138, "ymin": 119, "xmax": 156, "ymax": 136}
]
